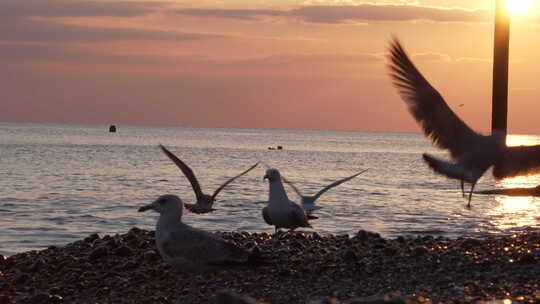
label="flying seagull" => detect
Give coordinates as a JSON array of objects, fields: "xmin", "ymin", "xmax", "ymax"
[
  {"xmin": 388, "ymin": 38, "xmax": 540, "ymax": 207},
  {"xmin": 262, "ymin": 168, "xmax": 313, "ymax": 233},
  {"xmin": 282, "ymin": 169, "xmax": 369, "ymax": 213},
  {"xmin": 138, "ymin": 194, "xmax": 264, "ymax": 273},
  {"xmin": 160, "ymin": 145, "xmax": 259, "ymax": 213}
]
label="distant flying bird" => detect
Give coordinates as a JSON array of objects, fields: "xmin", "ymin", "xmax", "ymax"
[
  {"xmin": 282, "ymin": 169, "xmax": 369, "ymax": 213},
  {"xmin": 138, "ymin": 194, "xmax": 264, "ymax": 272},
  {"xmin": 387, "ymin": 38, "xmax": 540, "ymax": 207},
  {"xmin": 262, "ymin": 168, "xmax": 313, "ymax": 233},
  {"xmin": 160, "ymin": 145, "xmax": 259, "ymax": 213}
]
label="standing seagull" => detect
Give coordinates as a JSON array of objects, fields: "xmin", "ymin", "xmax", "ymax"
[
  {"xmin": 262, "ymin": 168, "xmax": 313, "ymax": 233},
  {"xmin": 160, "ymin": 145, "xmax": 259, "ymax": 213},
  {"xmin": 282, "ymin": 169, "xmax": 369, "ymax": 213},
  {"xmin": 138, "ymin": 194, "xmax": 262, "ymax": 272},
  {"xmin": 388, "ymin": 38, "xmax": 540, "ymax": 207}
]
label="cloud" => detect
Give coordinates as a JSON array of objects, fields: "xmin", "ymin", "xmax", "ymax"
[
  {"xmin": 0, "ymin": 1, "xmax": 221, "ymax": 63},
  {"xmin": 173, "ymin": 8, "xmax": 284, "ymax": 20},
  {"xmin": 0, "ymin": 17, "xmax": 221, "ymax": 42},
  {"xmin": 0, "ymin": 44, "xmax": 176, "ymax": 65},
  {"xmin": 224, "ymin": 53, "xmax": 384, "ymax": 66},
  {"xmin": 412, "ymin": 53, "xmax": 452, "ymax": 62},
  {"xmin": 455, "ymin": 57, "xmax": 491, "ymax": 64},
  {"xmin": 0, "ymin": 0, "xmax": 164, "ymax": 18},
  {"xmin": 410, "ymin": 53, "xmax": 491, "ymax": 64},
  {"xmin": 0, "ymin": 43, "xmax": 383, "ymax": 72},
  {"xmin": 174, "ymin": 4, "xmax": 492, "ymax": 24},
  {"xmin": 290, "ymin": 5, "xmax": 491, "ymax": 24},
  {"xmin": 0, "ymin": 0, "xmax": 220, "ymax": 43}
]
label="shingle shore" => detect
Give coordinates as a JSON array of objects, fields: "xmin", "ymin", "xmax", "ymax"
[{"xmin": 2, "ymin": 227, "xmax": 540, "ymax": 303}]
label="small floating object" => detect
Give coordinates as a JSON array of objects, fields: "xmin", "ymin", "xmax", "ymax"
[
  {"xmin": 109, "ymin": 125, "xmax": 117, "ymax": 133},
  {"xmin": 268, "ymin": 146, "xmax": 283, "ymax": 150},
  {"xmin": 277, "ymin": 146, "xmax": 283, "ymax": 150}
]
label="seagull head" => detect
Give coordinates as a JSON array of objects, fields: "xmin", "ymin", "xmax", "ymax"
[
  {"xmin": 263, "ymin": 168, "xmax": 281, "ymax": 182},
  {"xmin": 138, "ymin": 194, "xmax": 183, "ymax": 218}
]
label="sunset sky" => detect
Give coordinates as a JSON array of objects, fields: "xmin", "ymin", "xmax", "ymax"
[{"xmin": 2, "ymin": 0, "xmax": 540, "ymax": 134}]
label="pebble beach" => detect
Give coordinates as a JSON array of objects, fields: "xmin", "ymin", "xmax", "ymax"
[{"xmin": 3, "ymin": 227, "xmax": 540, "ymax": 303}]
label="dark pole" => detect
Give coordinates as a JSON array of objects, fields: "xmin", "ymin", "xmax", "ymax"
[{"xmin": 492, "ymin": 0, "xmax": 510, "ymax": 133}]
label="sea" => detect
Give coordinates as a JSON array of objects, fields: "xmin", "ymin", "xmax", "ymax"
[{"xmin": 1, "ymin": 122, "xmax": 540, "ymax": 256}]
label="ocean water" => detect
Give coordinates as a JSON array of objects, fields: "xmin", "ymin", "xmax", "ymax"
[{"xmin": 1, "ymin": 122, "xmax": 540, "ymax": 256}]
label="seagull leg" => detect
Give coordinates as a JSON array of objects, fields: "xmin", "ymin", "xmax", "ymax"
[
  {"xmin": 466, "ymin": 182, "xmax": 476, "ymax": 209},
  {"xmin": 460, "ymin": 180, "xmax": 466, "ymax": 198}
]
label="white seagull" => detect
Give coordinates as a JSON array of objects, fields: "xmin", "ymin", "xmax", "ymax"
[
  {"xmin": 160, "ymin": 145, "xmax": 259, "ymax": 214},
  {"xmin": 138, "ymin": 194, "xmax": 262, "ymax": 272},
  {"xmin": 388, "ymin": 38, "xmax": 540, "ymax": 207},
  {"xmin": 262, "ymin": 168, "xmax": 313, "ymax": 233},
  {"xmin": 282, "ymin": 169, "xmax": 369, "ymax": 213}
]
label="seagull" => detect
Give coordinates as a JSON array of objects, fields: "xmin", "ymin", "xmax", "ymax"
[
  {"xmin": 138, "ymin": 194, "xmax": 264, "ymax": 273},
  {"xmin": 282, "ymin": 169, "xmax": 369, "ymax": 213},
  {"xmin": 262, "ymin": 168, "xmax": 313, "ymax": 233},
  {"xmin": 160, "ymin": 145, "xmax": 259, "ymax": 213},
  {"xmin": 388, "ymin": 38, "xmax": 540, "ymax": 207}
]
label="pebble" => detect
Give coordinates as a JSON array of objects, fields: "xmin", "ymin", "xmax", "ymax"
[
  {"xmin": 88, "ymin": 246, "xmax": 108, "ymax": 260},
  {"xmin": 114, "ymin": 246, "xmax": 133, "ymax": 257},
  {"xmin": 3, "ymin": 228, "xmax": 540, "ymax": 303}
]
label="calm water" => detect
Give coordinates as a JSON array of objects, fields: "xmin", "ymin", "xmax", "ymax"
[{"xmin": 1, "ymin": 122, "xmax": 540, "ymax": 256}]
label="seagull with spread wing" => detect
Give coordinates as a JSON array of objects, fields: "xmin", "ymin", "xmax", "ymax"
[
  {"xmin": 160, "ymin": 145, "xmax": 259, "ymax": 213},
  {"xmin": 262, "ymin": 168, "xmax": 313, "ymax": 233},
  {"xmin": 388, "ymin": 38, "xmax": 540, "ymax": 207},
  {"xmin": 282, "ymin": 169, "xmax": 369, "ymax": 214}
]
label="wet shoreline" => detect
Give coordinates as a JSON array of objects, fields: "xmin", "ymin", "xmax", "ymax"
[{"xmin": 2, "ymin": 228, "xmax": 540, "ymax": 303}]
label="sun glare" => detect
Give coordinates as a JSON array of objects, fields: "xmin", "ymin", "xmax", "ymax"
[
  {"xmin": 489, "ymin": 195, "xmax": 540, "ymax": 230},
  {"xmin": 506, "ymin": 0, "xmax": 533, "ymax": 14},
  {"xmin": 505, "ymin": 134, "xmax": 540, "ymax": 147}
]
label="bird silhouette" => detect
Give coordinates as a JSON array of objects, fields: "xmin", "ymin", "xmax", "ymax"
[
  {"xmin": 388, "ymin": 38, "xmax": 540, "ymax": 207},
  {"xmin": 160, "ymin": 145, "xmax": 258, "ymax": 213},
  {"xmin": 281, "ymin": 169, "xmax": 369, "ymax": 214}
]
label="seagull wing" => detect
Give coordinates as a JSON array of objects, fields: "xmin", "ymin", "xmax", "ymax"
[
  {"xmin": 262, "ymin": 207, "xmax": 273, "ymax": 225},
  {"xmin": 210, "ymin": 162, "xmax": 259, "ymax": 201},
  {"xmin": 289, "ymin": 203, "xmax": 312, "ymax": 227},
  {"xmin": 160, "ymin": 145, "xmax": 205, "ymax": 201},
  {"xmin": 388, "ymin": 38, "xmax": 483, "ymax": 159},
  {"xmin": 281, "ymin": 175, "xmax": 304, "ymax": 198},
  {"xmin": 493, "ymin": 145, "xmax": 540, "ymax": 179},
  {"xmin": 311, "ymin": 169, "xmax": 369, "ymax": 202},
  {"xmin": 162, "ymin": 226, "xmax": 248, "ymax": 266}
]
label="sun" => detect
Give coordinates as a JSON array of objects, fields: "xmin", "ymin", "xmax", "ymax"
[{"xmin": 506, "ymin": 0, "xmax": 533, "ymax": 14}]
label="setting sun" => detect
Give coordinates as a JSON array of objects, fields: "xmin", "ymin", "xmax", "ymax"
[{"xmin": 506, "ymin": 0, "xmax": 533, "ymax": 14}]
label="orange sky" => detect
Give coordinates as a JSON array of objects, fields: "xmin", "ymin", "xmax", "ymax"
[{"xmin": 2, "ymin": 0, "xmax": 540, "ymax": 134}]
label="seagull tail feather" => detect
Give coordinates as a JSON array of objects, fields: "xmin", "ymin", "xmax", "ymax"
[
  {"xmin": 307, "ymin": 214, "xmax": 318, "ymax": 220},
  {"xmin": 422, "ymin": 153, "xmax": 474, "ymax": 183}
]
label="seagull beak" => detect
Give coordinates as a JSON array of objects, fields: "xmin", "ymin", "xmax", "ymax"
[
  {"xmin": 263, "ymin": 174, "xmax": 269, "ymax": 181},
  {"xmin": 138, "ymin": 204, "xmax": 154, "ymax": 212}
]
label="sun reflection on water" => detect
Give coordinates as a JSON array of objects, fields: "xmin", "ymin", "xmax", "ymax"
[
  {"xmin": 489, "ymin": 195, "xmax": 540, "ymax": 230},
  {"xmin": 499, "ymin": 175, "xmax": 536, "ymax": 188},
  {"xmin": 487, "ymin": 134, "xmax": 540, "ymax": 231},
  {"xmin": 506, "ymin": 134, "xmax": 540, "ymax": 147}
]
